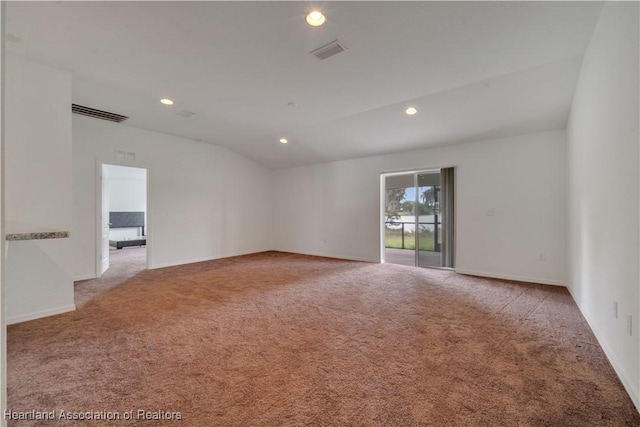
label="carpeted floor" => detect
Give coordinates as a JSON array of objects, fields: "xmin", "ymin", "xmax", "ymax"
[
  {"xmin": 74, "ymin": 247, "xmax": 148, "ymax": 309},
  {"xmin": 7, "ymin": 250, "xmax": 640, "ymax": 426}
]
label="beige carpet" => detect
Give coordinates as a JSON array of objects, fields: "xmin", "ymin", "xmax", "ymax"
[{"xmin": 7, "ymin": 250, "xmax": 640, "ymax": 426}]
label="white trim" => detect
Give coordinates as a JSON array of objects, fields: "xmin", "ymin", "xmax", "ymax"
[
  {"xmin": 272, "ymin": 249, "xmax": 376, "ymax": 264},
  {"xmin": 566, "ymin": 287, "xmax": 640, "ymax": 411},
  {"xmin": 73, "ymin": 274, "xmax": 97, "ymax": 282},
  {"xmin": 149, "ymin": 248, "xmax": 278, "ymax": 270},
  {"xmin": 380, "ymin": 165, "xmax": 456, "ymax": 176},
  {"xmin": 145, "ymin": 167, "xmax": 151, "ymax": 271},
  {"xmin": 95, "ymin": 159, "xmax": 102, "ymax": 277},
  {"xmin": 379, "ymin": 175, "xmax": 386, "ymax": 263},
  {"xmin": 7, "ymin": 304, "xmax": 76, "ymax": 325},
  {"xmin": 454, "ymin": 268, "xmax": 567, "ymax": 287}
]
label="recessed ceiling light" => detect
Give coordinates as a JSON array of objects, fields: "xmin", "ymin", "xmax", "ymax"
[
  {"xmin": 160, "ymin": 98, "xmax": 174, "ymax": 106},
  {"xmin": 405, "ymin": 107, "xmax": 418, "ymax": 116},
  {"xmin": 306, "ymin": 10, "xmax": 326, "ymax": 27},
  {"xmin": 279, "ymin": 138, "xmax": 289, "ymax": 144}
]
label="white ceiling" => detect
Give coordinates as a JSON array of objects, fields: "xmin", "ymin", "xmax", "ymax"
[{"xmin": 6, "ymin": 1, "xmax": 603, "ymax": 169}]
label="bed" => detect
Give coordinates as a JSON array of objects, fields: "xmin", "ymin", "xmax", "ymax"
[{"xmin": 109, "ymin": 211, "xmax": 146, "ymax": 249}]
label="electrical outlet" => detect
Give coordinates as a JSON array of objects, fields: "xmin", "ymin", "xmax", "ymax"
[
  {"xmin": 537, "ymin": 252, "xmax": 546, "ymax": 261},
  {"xmin": 613, "ymin": 301, "xmax": 618, "ymax": 319},
  {"xmin": 486, "ymin": 208, "xmax": 496, "ymax": 216},
  {"xmin": 627, "ymin": 314, "xmax": 633, "ymax": 336}
]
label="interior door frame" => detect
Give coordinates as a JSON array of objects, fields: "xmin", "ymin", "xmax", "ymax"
[
  {"xmin": 100, "ymin": 163, "xmax": 110, "ymax": 275},
  {"xmin": 95, "ymin": 160, "xmax": 151, "ymax": 277}
]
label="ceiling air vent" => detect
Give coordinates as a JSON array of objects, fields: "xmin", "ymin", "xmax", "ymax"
[
  {"xmin": 71, "ymin": 104, "xmax": 129, "ymax": 123},
  {"xmin": 310, "ymin": 40, "xmax": 346, "ymax": 60},
  {"xmin": 176, "ymin": 109, "xmax": 196, "ymax": 118}
]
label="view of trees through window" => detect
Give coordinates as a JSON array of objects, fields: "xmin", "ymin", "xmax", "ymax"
[{"xmin": 385, "ymin": 186, "xmax": 441, "ymax": 252}]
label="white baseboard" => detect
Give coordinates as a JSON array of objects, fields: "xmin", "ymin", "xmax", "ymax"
[
  {"xmin": 149, "ymin": 248, "xmax": 275, "ymax": 270},
  {"xmin": 565, "ymin": 287, "xmax": 640, "ymax": 412},
  {"xmin": 73, "ymin": 274, "xmax": 97, "ymax": 282},
  {"xmin": 150, "ymin": 248, "xmax": 377, "ymax": 270},
  {"xmin": 273, "ymin": 248, "xmax": 377, "ymax": 263},
  {"xmin": 7, "ymin": 304, "xmax": 77, "ymax": 325},
  {"xmin": 454, "ymin": 268, "xmax": 567, "ymax": 287}
]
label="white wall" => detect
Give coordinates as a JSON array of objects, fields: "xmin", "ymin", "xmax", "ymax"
[
  {"xmin": 5, "ymin": 55, "xmax": 72, "ymax": 233},
  {"xmin": 566, "ymin": 2, "xmax": 640, "ymax": 408},
  {"xmin": 107, "ymin": 165, "xmax": 146, "ymax": 213},
  {"xmin": 274, "ymin": 129, "xmax": 567, "ymax": 286},
  {"xmin": 72, "ymin": 114, "xmax": 273, "ymax": 280},
  {"xmin": 5, "ymin": 55, "xmax": 75, "ymax": 323}
]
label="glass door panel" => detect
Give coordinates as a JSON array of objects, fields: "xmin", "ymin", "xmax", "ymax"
[
  {"xmin": 417, "ymin": 172, "xmax": 441, "ymax": 267},
  {"xmin": 383, "ymin": 179, "xmax": 415, "ymax": 266}
]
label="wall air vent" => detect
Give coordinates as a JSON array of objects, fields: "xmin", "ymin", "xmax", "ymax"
[
  {"xmin": 310, "ymin": 40, "xmax": 346, "ymax": 60},
  {"xmin": 71, "ymin": 104, "xmax": 129, "ymax": 123}
]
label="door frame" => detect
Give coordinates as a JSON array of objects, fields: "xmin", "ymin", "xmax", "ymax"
[
  {"xmin": 100, "ymin": 163, "xmax": 110, "ymax": 275},
  {"xmin": 95, "ymin": 160, "xmax": 151, "ymax": 277},
  {"xmin": 380, "ymin": 166, "xmax": 455, "ymax": 268}
]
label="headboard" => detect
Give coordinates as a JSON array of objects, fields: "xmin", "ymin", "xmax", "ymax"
[{"xmin": 109, "ymin": 212, "xmax": 145, "ymax": 235}]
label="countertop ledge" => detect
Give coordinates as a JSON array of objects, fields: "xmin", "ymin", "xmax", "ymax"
[{"xmin": 5, "ymin": 231, "xmax": 70, "ymax": 241}]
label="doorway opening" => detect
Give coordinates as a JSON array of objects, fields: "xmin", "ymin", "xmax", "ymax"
[
  {"xmin": 97, "ymin": 164, "xmax": 148, "ymax": 277},
  {"xmin": 382, "ymin": 168, "xmax": 455, "ymax": 268}
]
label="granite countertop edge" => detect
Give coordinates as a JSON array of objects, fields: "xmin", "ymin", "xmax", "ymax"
[{"xmin": 5, "ymin": 231, "xmax": 70, "ymax": 241}]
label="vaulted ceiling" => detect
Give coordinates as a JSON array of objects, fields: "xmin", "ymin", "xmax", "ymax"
[{"xmin": 6, "ymin": 1, "xmax": 603, "ymax": 169}]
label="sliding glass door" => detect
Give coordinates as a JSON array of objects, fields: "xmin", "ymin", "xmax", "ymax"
[{"xmin": 384, "ymin": 168, "xmax": 454, "ymax": 268}]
